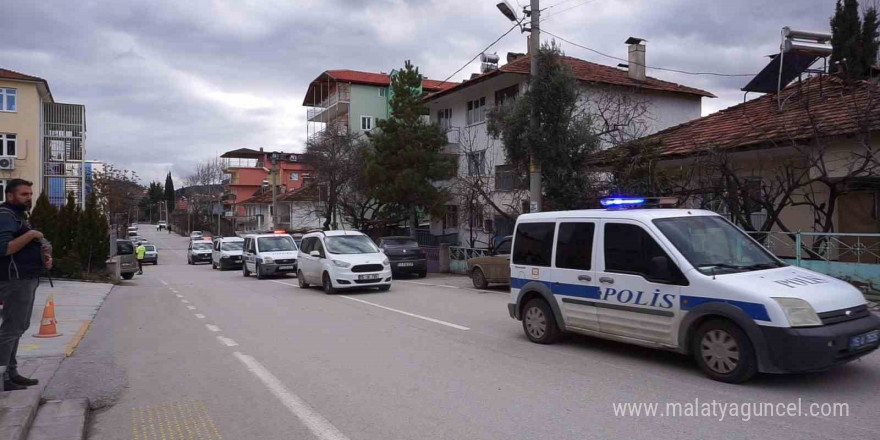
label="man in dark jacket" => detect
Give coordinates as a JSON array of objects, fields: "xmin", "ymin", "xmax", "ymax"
[{"xmin": 0, "ymin": 179, "xmax": 50, "ymax": 391}]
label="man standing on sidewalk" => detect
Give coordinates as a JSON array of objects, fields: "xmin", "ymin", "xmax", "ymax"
[
  {"xmin": 0, "ymin": 179, "xmax": 51, "ymax": 391},
  {"xmin": 136, "ymin": 242, "xmax": 146, "ymax": 275}
]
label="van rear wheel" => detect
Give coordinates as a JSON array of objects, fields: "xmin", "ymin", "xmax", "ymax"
[
  {"xmin": 693, "ymin": 319, "xmax": 757, "ymax": 383},
  {"xmin": 522, "ymin": 298, "xmax": 560, "ymax": 344}
]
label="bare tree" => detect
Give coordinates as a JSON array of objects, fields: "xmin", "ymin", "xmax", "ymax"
[{"xmin": 305, "ymin": 130, "xmax": 369, "ymax": 230}]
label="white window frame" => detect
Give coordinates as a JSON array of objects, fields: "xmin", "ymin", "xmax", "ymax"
[
  {"xmin": 378, "ymin": 88, "xmax": 387, "ymax": 97},
  {"xmin": 290, "ymin": 172, "xmax": 300, "ymax": 181},
  {"xmin": 466, "ymin": 97, "xmax": 486, "ymax": 126},
  {"xmin": 437, "ymin": 108, "xmax": 452, "ymax": 130},
  {"xmin": 0, "ymin": 88, "xmax": 16, "ymax": 112},
  {"xmin": 467, "ymin": 150, "xmax": 485, "ymax": 176},
  {"xmin": 0, "ymin": 134, "xmax": 16, "ymax": 157},
  {"xmin": 360, "ymin": 116, "xmax": 373, "ymax": 131}
]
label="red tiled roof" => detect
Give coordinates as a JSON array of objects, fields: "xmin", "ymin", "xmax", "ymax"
[
  {"xmin": 323, "ymin": 70, "xmax": 457, "ymax": 92},
  {"xmin": 240, "ymin": 184, "xmax": 318, "ymax": 205},
  {"xmin": 629, "ymin": 75, "xmax": 880, "ymax": 158},
  {"xmin": 425, "ymin": 55, "xmax": 714, "ymax": 101},
  {"xmin": 0, "ymin": 68, "xmax": 52, "ymax": 99}
]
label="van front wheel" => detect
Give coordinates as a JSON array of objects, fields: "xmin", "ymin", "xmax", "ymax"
[
  {"xmin": 522, "ymin": 298, "xmax": 560, "ymax": 344},
  {"xmin": 693, "ymin": 319, "xmax": 758, "ymax": 383}
]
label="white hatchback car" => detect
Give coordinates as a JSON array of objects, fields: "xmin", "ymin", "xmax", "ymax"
[{"xmin": 297, "ymin": 231, "xmax": 391, "ymax": 293}]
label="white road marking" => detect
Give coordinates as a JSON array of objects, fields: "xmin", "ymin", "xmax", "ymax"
[
  {"xmin": 205, "ymin": 324, "xmax": 221, "ymax": 332},
  {"xmin": 233, "ymin": 352, "xmax": 350, "ymax": 440},
  {"xmin": 160, "ymin": 280, "xmax": 168, "ymax": 286},
  {"xmin": 175, "ymin": 294, "xmax": 183, "ymax": 298},
  {"xmin": 339, "ymin": 295, "xmax": 469, "ymax": 330},
  {"xmin": 187, "ymin": 306, "xmax": 196, "ymax": 310},
  {"xmin": 181, "ymin": 299, "xmax": 190, "ymax": 304},
  {"xmin": 270, "ymin": 280, "xmax": 298, "ymax": 287},
  {"xmin": 170, "ymin": 289, "xmax": 179, "ymax": 293},
  {"xmin": 194, "ymin": 314, "xmax": 206, "ymax": 319},
  {"xmin": 217, "ymin": 336, "xmax": 239, "ymax": 347}
]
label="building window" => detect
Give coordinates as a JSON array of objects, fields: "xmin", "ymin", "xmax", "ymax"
[
  {"xmin": 444, "ymin": 205, "xmax": 459, "ymax": 229},
  {"xmin": 468, "ymin": 209, "xmax": 484, "ymax": 230},
  {"xmin": 360, "ymin": 116, "xmax": 373, "ymax": 131},
  {"xmin": 494, "ymin": 165, "xmax": 527, "ymax": 191},
  {"xmin": 494, "ymin": 85, "xmax": 518, "ymax": 107},
  {"xmin": 466, "ymin": 97, "xmax": 486, "ymax": 125},
  {"xmin": 467, "ymin": 151, "xmax": 485, "ymax": 176},
  {"xmin": 378, "ymin": 88, "xmax": 387, "ymax": 97},
  {"xmin": 0, "ymin": 89, "xmax": 16, "ymax": 112},
  {"xmin": 0, "ymin": 134, "xmax": 16, "ymax": 157},
  {"xmin": 437, "ymin": 108, "xmax": 452, "ymax": 130},
  {"xmin": 290, "ymin": 172, "xmax": 300, "ymax": 181}
]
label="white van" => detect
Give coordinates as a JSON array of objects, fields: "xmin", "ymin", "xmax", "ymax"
[
  {"xmin": 212, "ymin": 236, "xmax": 245, "ymax": 270},
  {"xmin": 297, "ymin": 231, "xmax": 391, "ymax": 293},
  {"xmin": 508, "ymin": 198, "xmax": 880, "ymax": 383},
  {"xmin": 241, "ymin": 233, "xmax": 299, "ymax": 279}
]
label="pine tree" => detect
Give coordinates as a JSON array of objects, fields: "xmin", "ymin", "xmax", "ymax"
[
  {"xmin": 830, "ymin": 0, "xmax": 879, "ymax": 80},
  {"xmin": 54, "ymin": 192, "xmax": 81, "ymax": 277},
  {"xmin": 29, "ymin": 192, "xmax": 58, "ymax": 247},
  {"xmin": 164, "ymin": 172, "xmax": 175, "ymax": 213},
  {"xmin": 75, "ymin": 191, "xmax": 109, "ymax": 273},
  {"xmin": 363, "ymin": 61, "xmax": 454, "ymax": 235}
]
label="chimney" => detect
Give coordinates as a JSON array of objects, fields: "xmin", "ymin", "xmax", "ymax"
[
  {"xmin": 625, "ymin": 37, "xmax": 646, "ymax": 82},
  {"xmin": 507, "ymin": 52, "xmax": 526, "ymax": 63}
]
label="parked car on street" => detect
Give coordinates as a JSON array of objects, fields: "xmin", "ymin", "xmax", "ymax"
[
  {"xmin": 298, "ymin": 231, "xmax": 391, "ymax": 293},
  {"xmin": 190, "ymin": 231, "xmax": 203, "ymax": 240},
  {"xmin": 467, "ymin": 236, "xmax": 512, "ymax": 289},
  {"xmin": 127, "ymin": 228, "xmax": 138, "ymax": 237},
  {"xmin": 117, "ymin": 239, "xmax": 139, "ymax": 280},
  {"xmin": 212, "ymin": 236, "xmax": 245, "ymax": 270},
  {"xmin": 187, "ymin": 239, "xmax": 213, "ymax": 265},
  {"xmin": 142, "ymin": 244, "xmax": 159, "ymax": 265},
  {"xmin": 157, "ymin": 221, "xmax": 167, "ymax": 231},
  {"xmin": 378, "ymin": 236, "xmax": 427, "ymax": 278},
  {"xmin": 241, "ymin": 233, "xmax": 299, "ymax": 279}
]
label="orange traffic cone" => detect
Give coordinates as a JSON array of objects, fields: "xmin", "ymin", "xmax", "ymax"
[{"xmin": 33, "ymin": 294, "xmax": 62, "ymax": 338}]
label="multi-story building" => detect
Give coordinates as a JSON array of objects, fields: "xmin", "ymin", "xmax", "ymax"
[
  {"xmin": 0, "ymin": 68, "xmax": 87, "ymax": 207},
  {"xmin": 303, "ymin": 69, "xmax": 457, "ymax": 140},
  {"xmin": 220, "ymin": 147, "xmax": 314, "ymax": 220},
  {"xmin": 423, "ymin": 41, "xmax": 715, "ymax": 247}
]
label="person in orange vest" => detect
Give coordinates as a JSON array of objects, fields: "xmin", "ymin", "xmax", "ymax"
[{"xmin": 0, "ymin": 179, "xmax": 51, "ymax": 391}]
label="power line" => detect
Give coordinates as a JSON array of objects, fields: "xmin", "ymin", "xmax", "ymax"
[
  {"xmin": 439, "ymin": 18, "xmax": 526, "ymax": 84},
  {"xmin": 541, "ymin": 0, "xmax": 598, "ymax": 23},
  {"xmin": 541, "ymin": 0, "xmax": 582, "ymax": 11},
  {"xmin": 542, "ymin": 28, "xmax": 757, "ymax": 77}
]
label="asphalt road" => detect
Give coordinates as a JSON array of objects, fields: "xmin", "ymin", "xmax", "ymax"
[{"xmin": 45, "ymin": 226, "xmax": 880, "ymax": 440}]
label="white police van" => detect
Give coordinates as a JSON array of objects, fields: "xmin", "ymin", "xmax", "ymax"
[{"xmin": 508, "ymin": 197, "xmax": 880, "ymax": 383}]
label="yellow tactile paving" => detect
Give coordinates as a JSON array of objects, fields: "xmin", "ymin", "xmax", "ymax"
[{"xmin": 131, "ymin": 401, "xmax": 223, "ymax": 440}]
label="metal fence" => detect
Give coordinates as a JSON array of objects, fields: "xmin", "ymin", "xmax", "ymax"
[{"xmin": 448, "ymin": 246, "xmax": 491, "ymax": 275}]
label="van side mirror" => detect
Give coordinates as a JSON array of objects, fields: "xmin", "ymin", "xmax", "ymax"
[
  {"xmin": 310, "ymin": 250, "xmax": 321, "ymax": 258},
  {"xmin": 650, "ymin": 256, "xmax": 673, "ymax": 282}
]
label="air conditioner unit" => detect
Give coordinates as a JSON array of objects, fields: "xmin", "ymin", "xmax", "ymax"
[{"xmin": 0, "ymin": 157, "xmax": 15, "ymax": 170}]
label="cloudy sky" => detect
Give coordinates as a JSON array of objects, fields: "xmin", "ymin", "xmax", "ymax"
[{"xmin": 6, "ymin": 0, "xmax": 835, "ymax": 184}]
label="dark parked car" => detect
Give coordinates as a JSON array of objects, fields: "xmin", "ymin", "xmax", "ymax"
[{"xmin": 378, "ymin": 236, "xmax": 427, "ymax": 278}]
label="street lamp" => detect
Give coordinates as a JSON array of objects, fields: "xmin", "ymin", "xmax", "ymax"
[{"xmin": 496, "ymin": 1, "xmax": 519, "ymax": 22}]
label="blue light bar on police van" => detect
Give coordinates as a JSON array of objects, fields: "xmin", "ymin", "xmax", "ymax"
[{"xmin": 600, "ymin": 197, "xmax": 646, "ymax": 207}]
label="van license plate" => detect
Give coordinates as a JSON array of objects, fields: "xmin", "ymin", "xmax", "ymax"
[
  {"xmin": 849, "ymin": 330, "xmax": 879, "ymax": 350},
  {"xmin": 359, "ymin": 274, "xmax": 381, "ymax": 280},
  {"xmin": 398, "ymin": 262, "xmax": 413, "ymax": 267},
  {"xmin": 278, "ymin": 265, "xmax": 294, "ymax": 270}
]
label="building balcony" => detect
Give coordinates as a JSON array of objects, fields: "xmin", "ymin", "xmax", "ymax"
[
  {"xmin": 308, "ymin": 121, "xmax": 350, "ymax": 142},
  {"xmin": 306, "ymin": 84, "xmax": 351, "ymax": 123},
  {"xmin": 221, "ymin": 158, "xmax": 265, "ymax": 171}
]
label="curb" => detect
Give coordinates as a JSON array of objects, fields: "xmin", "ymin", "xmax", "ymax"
[{"xmin": 63, "ymin": 320, "xmax": 92, "ymax": 358}]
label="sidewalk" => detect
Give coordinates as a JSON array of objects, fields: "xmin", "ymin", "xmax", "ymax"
[{"xmin": 17, "ymin": 280, "xmax": 114, "ymax": 360}]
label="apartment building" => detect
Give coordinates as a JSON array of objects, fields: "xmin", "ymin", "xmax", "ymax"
[
  {"xmin": 424, "ymin": 40, "xmax": 715, "ymax": 247},
  {"xmin": 303, "ymin": 69, "xmax": 456, "ymax": 141},
  {"xmin": 0, "ymin": 68, "xmax": 87, "ymax": 207}
]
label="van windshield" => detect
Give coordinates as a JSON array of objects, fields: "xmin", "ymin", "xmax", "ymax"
[
  {"xmin": 192, "ymin": 242, "xmax": 212, "ymax": 251},
  {"xmin": 325, "ymin": 236, "xmax": 378, "ymax": 254},
  {"xmin": 258, "ymin": 236, "xmax": 297, "ymax": 252},
  {"xmin": 652, "ymin": 216, "xmax": 784, "ymax": 275},
  {"xmin": 221, "ymin": 242, "xmax": 244, "ymax": 251}
]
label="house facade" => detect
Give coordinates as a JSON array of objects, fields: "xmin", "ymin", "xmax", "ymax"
[
  {"xmin": 303, "ymin": 69, "xmax": 456, "ymax": 141},
  {"xmin": 220, "ymin": 147, "xmax": 314, "ymax": 219},
  {"xmin": 239, "ymin": 184, "xmax": 329, "ymax": 232},
  {"xmin": 423, "ymin": 42, "xmax": 714, "ymax": 247}
]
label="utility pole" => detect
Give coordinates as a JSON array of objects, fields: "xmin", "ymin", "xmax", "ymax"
[
  {"xmin": 528, "ymin": 0, "xmax": 541, "ymax": 213},
  {"xmin": 270, "ymin": 153, "xmax": 279, "ymax": 229}
]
